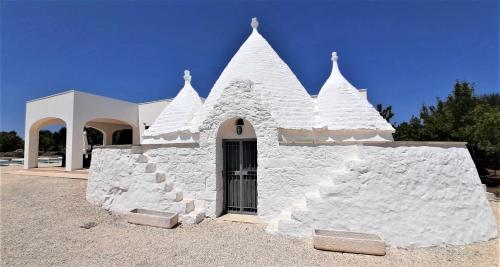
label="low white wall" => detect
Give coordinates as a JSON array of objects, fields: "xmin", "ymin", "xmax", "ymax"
[
  {"xmin": 86, "ymin": 147, "xmax": 138, "ymax": 210},
  {"xmin": 86, "ymin": 144, "xmax": 208, "ymax": 213},
  {"xmin": 278, "ymin": 129, "xmax": 394, "ymax": 142},
  {"xmin": 272, "ymin": 143, "xmax": 497, "ymax": 247},
  {"xmin": 87, "ymin": 142, "xmax": 497, "ymax": 247}
]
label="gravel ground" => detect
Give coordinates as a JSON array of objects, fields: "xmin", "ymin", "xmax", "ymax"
[{"xmin": 1, "ymin": 171, "xmax": 499, "ymax": 266}]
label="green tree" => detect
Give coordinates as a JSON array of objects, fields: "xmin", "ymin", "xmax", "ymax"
[
  {"xmin": 0, "ymin": 131, "xmax": 24, "ymax": 152},
  {"xmin": 52, "ymin": 127, "xmax": 66, "ymax": 152},
  {"xmin": 38, "ymin": 130, "xmax": 55, "ymax": 153},
  {"xmin": 466, "ymin": 105, "xmax": 500, "ymax": 175},
  {"xmin": 393, "ymin": 116, "xmax": 424, "ymax": 141},
  {"xmin": 394, "ymin": 81, "xmax": 500, "ymax": 177},
  {"xmin": 376, "ymin": 104, "xmax": 394, "ymax": 123}
]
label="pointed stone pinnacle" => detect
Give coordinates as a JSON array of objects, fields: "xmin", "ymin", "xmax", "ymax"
[
  {"xmin": 331, "ymin": 52, "xmax": 338, "ymax": 62},
  {"xmin": 251, "ymin": 17, "xmax": 259, "ymax": 30},
  {"xmin": 184, "ymin": 70, "xmax": 191, "ymax": 83}
]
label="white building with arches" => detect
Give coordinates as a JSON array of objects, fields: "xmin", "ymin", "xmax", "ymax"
[
  {"xmin": 24, "ymin": 90, "xmax": 170, "ymax": 170},
  {"xmin": 27, "ymin": 18, "xmax": 496, "ymax": 247}
]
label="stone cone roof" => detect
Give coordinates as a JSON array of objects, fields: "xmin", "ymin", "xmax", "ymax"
[
  {"xmin": 143, "ymin": 70, "xmax": 203, "ymax": 137},
  {"xmin": 192, "ymin": 18, "xmax": 315, "ymax": 130},
  {"xmin": 317, "ymin": 52, "xmax": 395, "ymax": 132}
]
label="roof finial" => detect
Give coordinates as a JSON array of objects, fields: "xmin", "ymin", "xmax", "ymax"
[
  {"xmin": 183, "ymin": 70, "xmax": 191, "ymax": 83},
  {"xmin": 331, "ymin": 52, "xmax": 338, "ymax": 62},
  {"xmin": 251, "ymin": 17, "xmax": 259, "ymax": 30}
]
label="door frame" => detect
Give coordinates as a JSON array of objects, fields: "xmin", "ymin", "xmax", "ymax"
[{"xmin": 222, "ymin": 138, "xmax": 257, "ymax": 215}]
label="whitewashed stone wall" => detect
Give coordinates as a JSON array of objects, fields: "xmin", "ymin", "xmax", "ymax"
[
  {"xmin": 86, "ymin": 145, "xmax": 206, "ymax": 216},
  {"xmin": 272, "ymin": 144, "xmax": 497, "ymax": 247},
  {"xmin": 197, "ymin": 80, "xmax": 279, "ymax": 216},
  {"xmin": 87, "ymin": 79, "xmax": 497, "ymax": 247},
  {"xmin": 87, "ymin": 80, "xmax": 279, "ymax": 217}
]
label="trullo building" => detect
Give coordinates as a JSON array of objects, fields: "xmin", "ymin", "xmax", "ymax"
[{"xmin": 87, "ymin": 18, "xmax": 497, "ymax": 247}]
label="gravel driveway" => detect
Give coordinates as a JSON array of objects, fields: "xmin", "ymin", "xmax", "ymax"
[{"xmin": 1, "ymin": 171, "xmax": 498, "ymax": 266}]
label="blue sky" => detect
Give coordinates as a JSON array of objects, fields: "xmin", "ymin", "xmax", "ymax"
[{"xmin": 1, "ymin": 1, "xmax": 498, "ymax": 136}]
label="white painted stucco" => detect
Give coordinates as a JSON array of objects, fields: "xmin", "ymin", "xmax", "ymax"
[
  {"xmin": 25, "ymin": 91, "xmax": 141, "ymax": 170},
  {"xmin": 87, "ymin": 142, "xmax": 498, "ymax": 247},
  {"xmin": 138, "ymin": 99, "xmax": 171, "ymax": 138},
  {"xmin": 272, "ymin": 144, "xmax": 497, "ymax": 247},
  {"xmin": 142, "ymin": 70, "xmax": 203, "ymax": 144},
  {"xmin": 191, "ymin": 21, "xmax": 315, "ymax": 131},
  {"xmin": 317, "ymin": 52, "xmax": 394, "ymax": 133},
  {"xmin": 86, "ymin": 79, "xmax": 497, "ymax": 247},
  {"xmin": 144, "ymin": 20, "xmax": 393, "ymax": 144},
  {"xmin": 25, "ymin": 89, "xmax": 172, "ymax": 170}
]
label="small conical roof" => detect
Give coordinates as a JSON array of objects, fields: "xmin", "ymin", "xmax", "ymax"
[
  {"xmin": 143, "ymin": 70, "xmax": 203, "ymax": 137},
  {"xmin": 317, "ymin": 52, "xmax": 394, "ymax": 131},
  {"xmin": 192, "ymin": 18, "xmax": 315, "ymax": 129}
]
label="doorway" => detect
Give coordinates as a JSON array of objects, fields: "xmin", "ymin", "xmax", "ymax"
[{"xmin": 223, "ymin": 139, "xmax": 257, "ymax": 214}]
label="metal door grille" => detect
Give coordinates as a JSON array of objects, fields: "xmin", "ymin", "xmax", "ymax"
[{"xmin": 223, "ymin": 140, "xmax": 257, "ymax": 214}]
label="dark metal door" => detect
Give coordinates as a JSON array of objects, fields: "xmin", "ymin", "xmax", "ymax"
[{"xmin": 223, "ymin": 140, "xmax": 257, "ymax": 214}]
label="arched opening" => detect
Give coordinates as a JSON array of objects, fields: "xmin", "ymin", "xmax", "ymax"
[
  {"xmin": 84, "ymin": 127, "xmax": 104, "ymax": 146},
  {"xmin": 85, "ymin": 118, "xmax": 137, "ymax": 146},
  {"xmin": 26, "ymin": 118, "xmax": 105, "ymax": 169},
  {"xmin": 80, "ymin": 127, "xmax": 104, "ymax": 168},
  {"xmin": 215, "ymin": 118, "xmax": 257, "ymax": 216},
  {"xmin": 83, "ymin": 118, "xmax": 136, "ymax": 168},
  {"xmin": 112, "ymin": 129, "xmax": 133, "ymax": 145},
  {"xmin": 25, "ymin": 117, "xmax": 67, "ymax": 169}
]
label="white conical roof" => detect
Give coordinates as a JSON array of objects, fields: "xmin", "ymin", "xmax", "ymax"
[
  {"xmin": 192, "ymin": 18, "xmax": 315, "ymax": 129},
  {"xmin": 143, "ymin": 70, "xmax": 203, "ymax": 137},
  {"xmin": 317, "ymin": 52, "xmax": 394, "ymax": 131}
]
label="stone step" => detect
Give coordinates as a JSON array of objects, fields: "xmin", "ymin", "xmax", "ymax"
[
  {"xmin": 155, "ymin": 172, "xmax": 166, "ymax": 183},
  {"xmin": 194, "ymin": 200, "xmax": 207, "ymax": 210},
  {"xmin": 318, "ymin": 181, "xmax": 336, "ymax": 197},
  {"xmin": 319, "ymin": 181, "xmax": 361, "ymax": 198},
  {"xmin": 141, "ymin": 173, "xmax": 170, "ymax": 184},
  {"xmin": 184, "ymin": 199, "xmax": 195, "ymax": 213},
  {"xmin": 279, "ymin": 209, "xmax": 292, "ymax": 220},
  {"xmin": 145, "ymin": 163, "xmax": 157, "ymax": 173},
  {"xmin": 141, "ymin": 173, "xmax": 158, "ymax": 183},
  {"xmin": 277, "ymin": 218, "xmax": 312, "ymax": 237},
  {"xmin": 181, "ymin": 208, "xmax": 206, "ymax": 224},
  {"xmin": 343, "ymin": 159, "xmax": 367, "ymax": 173},
  {"xmin": 165, "ymin": 190, "xmax": 183, "ymax": 202},
  {"xmin": 163, "ymin": 180, "xmax": 174, "ymax": 192},
  {"xmin": 136, "ymin": 154, "xmax": 149, "ymax": 163},
  {"xmin": 290, "ymin": 204, "xmax": 310, "ymax": 223},
  {"xmin": 166, "ymin": 199, "xmax": 195, "ymax": 215},
  {"xmin": 265, "ymin": 218, "xmax": 280, "ymax": 234},
  {"xmin": 289, "ymin": 193, "xmax": 320, "ymax": 224}
]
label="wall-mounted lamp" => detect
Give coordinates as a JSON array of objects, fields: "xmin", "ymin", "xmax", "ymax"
[{"xmin": 236, "ymin": 118, "xmax": 244, "ymax": 135}]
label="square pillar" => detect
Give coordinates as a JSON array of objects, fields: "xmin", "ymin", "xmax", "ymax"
[
  {"xmin": 24, "ymin": 127, "xmax": 39, "ymax": 169},
  {"xmin": 103, "ymin": 131, "xmax": 114, "ymax": 145},
  {"xmin": 65, "ymin": 122, "xmax": 84, "ymax": 171},
  {"xmin": 132, "ymin": 127, "xmax": 140, "ymax": 145}
]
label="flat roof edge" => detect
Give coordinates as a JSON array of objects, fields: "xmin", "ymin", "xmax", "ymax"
[
  {"xmin": 73, "ymin": 91, "xmax": 137, "ymax": 105},
  {"xmin": 27, "ymin": 90, "xmax": 138, "ymax": 105},
  {"xmin": 26, "ymin": 90, "xmax": 76, "ymax": 103},
  {"xmin": 138, "ymin": 98, "xmax": 173, "ymax": 105}
]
